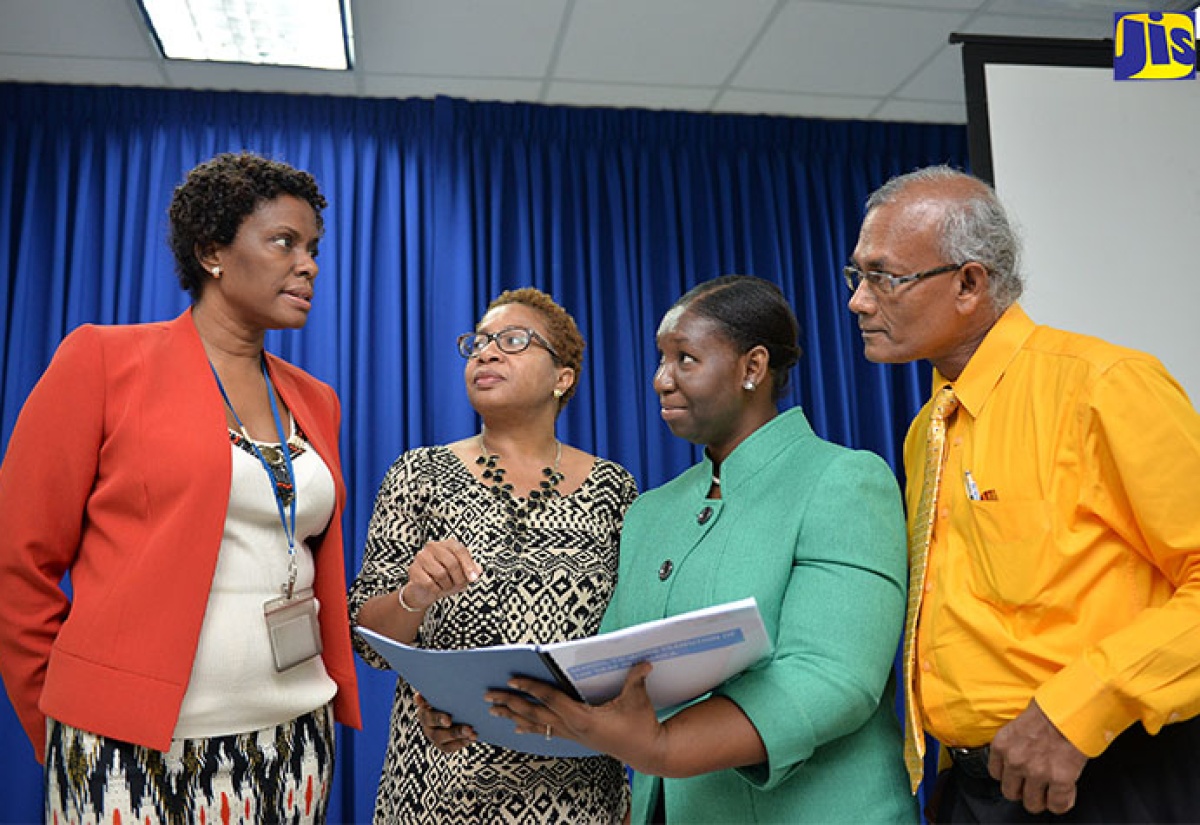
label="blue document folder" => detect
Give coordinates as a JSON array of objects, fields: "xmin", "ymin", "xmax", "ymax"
[
  {"xmin": 356, "ymin": 632, "xmax": 598, "ymax": 757},
  {"xmin": 357, "ymin": 597, "xmax": 769, "ymax": 758}
]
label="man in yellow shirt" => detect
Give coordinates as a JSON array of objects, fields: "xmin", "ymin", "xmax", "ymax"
[{"xmin": 845, "ymin": 165, "xmax": 1200, "ymax": 822}]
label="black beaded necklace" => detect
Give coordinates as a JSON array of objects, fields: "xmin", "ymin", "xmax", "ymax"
[{"xmin": 476, "ymin": 435, "xmax": 565, "ymax": 502}]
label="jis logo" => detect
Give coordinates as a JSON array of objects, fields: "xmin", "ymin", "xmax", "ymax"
[{"xmin": 1113, "ymin": 12, "xmax": 1197, "ymax": 80}]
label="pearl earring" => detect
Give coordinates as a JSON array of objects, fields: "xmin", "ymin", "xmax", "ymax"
[
  {"xmin": 743, "ymin": 381, "xmax": 756, "ymax": 391},
  {"xmin": 211, "ymin": 266, "xmax": 222, "ymax": 278}
]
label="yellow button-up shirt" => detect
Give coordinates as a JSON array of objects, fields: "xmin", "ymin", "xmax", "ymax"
[{"xmin": 906, "ymin": 304, "xmax": 1200, "ymax": 757}]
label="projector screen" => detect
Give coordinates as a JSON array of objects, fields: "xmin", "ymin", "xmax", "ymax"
[{"xmin": 955, "ymin": 35, "xmax": 1200, "ymax": 404}]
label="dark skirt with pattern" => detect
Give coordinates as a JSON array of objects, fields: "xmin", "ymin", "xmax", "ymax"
[{"xmin": 44, "ymin": 704, "xmax": 334, "ymax": 825}]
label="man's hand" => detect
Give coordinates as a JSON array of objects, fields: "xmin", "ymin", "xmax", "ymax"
[{"xmin": 988, "ymin": 700, "xmax": 1088, "ymax": 815}]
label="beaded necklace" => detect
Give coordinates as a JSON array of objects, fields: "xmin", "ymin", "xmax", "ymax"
[{"xmin": 476, "ymin": 435, "xmax": 564, "ymax": 502}]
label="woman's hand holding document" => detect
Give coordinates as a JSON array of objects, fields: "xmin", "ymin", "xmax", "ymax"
[{"xmin": 357, "ymin": 597, "xmax": 769, "ymax": 757}]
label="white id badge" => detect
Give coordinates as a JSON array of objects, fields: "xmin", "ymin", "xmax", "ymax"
[{"xmin": 263, "ymin": 588, "xmax": 323, "ymax": 672}]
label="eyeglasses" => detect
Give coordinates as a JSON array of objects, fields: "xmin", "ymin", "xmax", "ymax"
[
  {"xmin": 842, "ymin": 262, "xmax": 965, "ymax": 295},
  {"xmin": 456, "ymin": 326, "xmax": 562, "ymax": 362}
]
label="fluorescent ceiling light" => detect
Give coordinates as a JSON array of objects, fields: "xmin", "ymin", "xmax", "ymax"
[{"xmin": 138, "ymin": 0, "xmax": 353, "ymax": 70}]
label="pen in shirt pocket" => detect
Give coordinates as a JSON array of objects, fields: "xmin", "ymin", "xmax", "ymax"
[
  {"xmin": 964, "ymin": 470, "xmax": 981, "ymax": 500},
  {"xmin": 964, "ymin": 470, "xmax": 999, "ymax": 501}
]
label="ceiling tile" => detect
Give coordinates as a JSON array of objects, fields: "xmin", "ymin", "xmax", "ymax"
[
  {"xmin": 895, "ymin": 45, "xmax": 967, "ymax": 103},
  {"xmin": 0, "ymin": 0, "xmax": 1165, "ymax": 122},
  {"xmin": 733, "ymin": 1, "xmax": 971, "ymax": 97},
  {"xmin": 714, "ymin": 89, "xmax": 877, "ymax": 120},
  {"xmin": 873, "ymin": 98, "xmax": 966, "ymax": 124},
  {"xmin": 0, "ymin": 56, "xmax": 164, "ymax": 87},
  {"xmin": 362, "ymin": 74, "xmax": 544, "ymax": 102},
  {"xmin": 354, "ymin": 0, "xmax": 567, "ymax": 76},
  {"xmin": 544, "ymin": 81, "xmax": 719, "ymax": 111},
  {"xmin": 555, "ymin": 0, "xmax": 778, "ymax": 85},
  {"xmin": 163, "ymin": 62, "xmax": 359, "ymax": 96},
  {"xmin": 961, "ymin": 13, "xmax": 1117, "ymax": 39},
  {"xmin": 837, "ymin": 0, "xmax": 983, "ymax": 9},
  {"xmin": 0, "ymin": 0, "xmax": 156, "ymax": 59},
  {"xmin": 984, "ymin": 0, "xmax": 1194, "ymax": 19}
]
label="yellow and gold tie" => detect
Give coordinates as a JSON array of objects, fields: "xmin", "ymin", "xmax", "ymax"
[{"xmin": 902, "ymin": 384, "xmax": 959, "ymax": 792}]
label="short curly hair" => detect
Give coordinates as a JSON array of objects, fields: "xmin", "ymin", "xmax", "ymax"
[
  {"xmin": 168, "ymin": 152, "xmax": 327, "ymax": 301},
  {"xmin": 485, "ymin": 287, "xmax": 586, "ymax": 411}
]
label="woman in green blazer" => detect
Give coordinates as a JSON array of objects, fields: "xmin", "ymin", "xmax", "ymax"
[{"xmin": 489, "ymin": 275, "xmax": 917, "ymax": 823}]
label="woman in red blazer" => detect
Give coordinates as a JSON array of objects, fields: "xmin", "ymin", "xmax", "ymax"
[{"xmin": 0, "ymin": 152, "xmax": 360, "ymax": 824}]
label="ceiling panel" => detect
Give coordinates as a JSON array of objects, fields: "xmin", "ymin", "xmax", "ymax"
[
  {"xmin": 162, "ymin": 61, "xmax": 360, "ymax": 96},
  {"xmin": 363, "ymin": 74, "xmax": 544, "ymax": 101},
  {"xmin": 895, "ymin": 46, "xmax": 968, "ymax": 103},
  {"xmin": 715, "ymin": 88, "xmax": 878, "ymax": 119},
  {"xmin": 545, "ymin": 81, "xmax": 720, "ymax": 112},
  {"xmin": 354, "ymin": 0, "xmax": 567, "ymax": 76},
  {"xmin": 0, "ymin": 0, "xmax": 1195, "ymax": 126},
  {"xmin": 963, "ymin": 13, "xmax": 1119, "ymax": 39},
  {"xmin": 875, "ymin": 98, "xmax": 968, "ymax": 123},
  {"xmin": 984, "ymin": 0, "xmax": 1189, "ymax": 19},
  {"xmin": 732, "ymin": 2, "xmax": 972, "ymax": 97},
  {"xmin": 0, "ymin": 54, "xmax": 165, "ymax": 87},
  {"xmin": 555, "ymin": 0, "xmax": 777, "ymax": 86},
  {"xmin": 852, "ymin": 0, "xmax": 984, "ymax": 10},
  {"xmin": 0, "ymin": 0, "xmax": 155, "ymax": 58}
]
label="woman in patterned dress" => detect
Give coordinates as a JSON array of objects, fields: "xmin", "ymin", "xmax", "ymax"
[{"xmin": 349, "ymin": 287, "xmax": 637, "ymax": 823}]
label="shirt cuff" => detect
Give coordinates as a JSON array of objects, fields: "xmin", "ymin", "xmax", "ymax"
[{"xmin": 1034, "ymin": 656, "xmax": 1136, "ymax": 757}]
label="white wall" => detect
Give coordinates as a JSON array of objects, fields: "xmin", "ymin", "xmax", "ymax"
[{"xmin": 985, "ymin": 62, "xmax": 1200, "ymax": 403}]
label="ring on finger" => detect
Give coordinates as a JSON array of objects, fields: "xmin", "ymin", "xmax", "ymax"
[{"xmin": 544, "ymin": 724, "xmax": 552, "ymax": 741}]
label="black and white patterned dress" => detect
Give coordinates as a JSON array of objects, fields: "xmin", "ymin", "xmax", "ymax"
[{"xmin": 349, "ymin": 446, "xmax": 637, "ymax": 824}]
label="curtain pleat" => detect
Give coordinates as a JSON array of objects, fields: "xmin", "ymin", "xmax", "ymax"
[{"xmin": 0, "ymin": 82, "xmax": 961, "ymax": 822}]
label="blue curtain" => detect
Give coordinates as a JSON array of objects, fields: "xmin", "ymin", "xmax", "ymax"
[{"xmin": 0, "ymin": 82, "xmax": 961, "ymax": 823}]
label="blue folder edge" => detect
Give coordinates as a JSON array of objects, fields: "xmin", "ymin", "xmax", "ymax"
[{"xmin": 356, "ymin": 627, "xmax": 600, "ymax": 758}]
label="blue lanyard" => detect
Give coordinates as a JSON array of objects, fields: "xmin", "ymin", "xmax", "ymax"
[{"xmin": 210, "ymin": 358, "xmax": 299, "ymax": 598}]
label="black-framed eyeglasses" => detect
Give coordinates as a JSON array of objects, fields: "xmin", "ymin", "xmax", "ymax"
[
  {"xmin": 456, "ymin": 326, "xmax": 562, "ymax": 362},
  {"xmin": 842, "ymin": 262, "xmax": 966, "ymax": 295}
]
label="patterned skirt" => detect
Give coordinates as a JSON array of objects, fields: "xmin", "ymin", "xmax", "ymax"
[{"xmin": 45, "ymin": 705, "xmax": 334, "ymax": 825}]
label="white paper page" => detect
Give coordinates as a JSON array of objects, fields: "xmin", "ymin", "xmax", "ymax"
[{"xmin": 547, "ymin": 598, "xmax": 771, "ymax": 709}]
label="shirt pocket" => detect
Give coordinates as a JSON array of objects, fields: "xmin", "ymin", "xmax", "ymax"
[{"xmin": 963, "ymin": 499, "xmax": 1055, "ymax": 608}]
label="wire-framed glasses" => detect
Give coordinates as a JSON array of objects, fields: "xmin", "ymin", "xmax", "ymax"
[
  {"xmin": 456, "ymin": 326, "xmax": 562, "ymax": 362},
  {"xmin": 842, "ymin": 262, "xmax": 965, "ymax": 295}
]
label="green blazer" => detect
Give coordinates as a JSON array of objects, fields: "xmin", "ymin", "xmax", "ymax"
[{"xmin": 602, "ymin": 408, "xmax": 917, "ymax": 823}]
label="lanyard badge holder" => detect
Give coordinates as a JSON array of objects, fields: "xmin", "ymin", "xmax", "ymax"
[
  {"xmin": 263, "ymin": 584, "xmax": 323, "ymax": 672},
  {"xmin": 213, "ymin": 360, "xmax": 323, "ymax": 672}
]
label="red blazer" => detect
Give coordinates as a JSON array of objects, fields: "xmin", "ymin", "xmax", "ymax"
[{"xmin": 0, "ymin": 311, "xmax": 361, "ymax": 761}]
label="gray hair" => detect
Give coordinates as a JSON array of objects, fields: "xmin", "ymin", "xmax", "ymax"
[{"xmin": 866, "ymin": 165, "xmax": 1024, "ymax": 309}]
